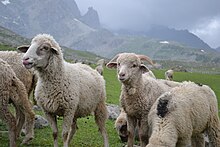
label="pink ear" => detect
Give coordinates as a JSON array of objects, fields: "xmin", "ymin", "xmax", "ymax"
[{"xmin": 106, "ymin": 62, "xmax": 117, "ymax": 68}]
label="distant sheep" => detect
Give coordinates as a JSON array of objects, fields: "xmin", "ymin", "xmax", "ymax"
[
  {"xmin": 165, "ymin": 69, "xmax": 174, "ymax": 81},
  {"xmin": 17, "ymin": 34, "xmax": 109, "ymax": 147},
  {"xmin": 0, "ymin": 51, "xmax": 37, "ymax": 104},
  {"xmin": 107, "ymin": 53, "xmax": 181, "ymax": 147},
  {"xmin": 0, "ymin": 58, "xmax": 35, "ymax": 146},
  {"xmin": 95, "ymin": 59, "xmax": 105, "ymax": 75},
  {"xmin": 147, "ymin": 82, "xmax": 220, "ymax": 147}
]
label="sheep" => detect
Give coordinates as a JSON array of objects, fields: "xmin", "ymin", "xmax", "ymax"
[
  {"xmin": 0, "ymin": 51, "xmax": 37, "ymax": 104},
  {"xmin": 115, "ymin": 108, "xmax": 139, "ymax": 142},
  {"xmin": 165, "ymin": 69, "xmax": 174, "ymax": 81},
  {"xmin": 115, "ymin": 108, "xmax": 128, "ymax": 142},
  {"xmin": 147, "ymin": 81, "xmax": 220, "ymax": 147},
  {"xmin": 17, "ymin": 34, "xmax": 109, "ymax": 147},
  {"xmin": 114, "ymin": 78, "xmax": 181, "ymax": 144},
  {"xmin": 106, "ymin": 52, "xmax": 181, "ymax": 147},
  {"xmin": 0, "ymin": 58, "xmax": 35, "ymax": 146},
  {"xmin": 95, "ymin": 59, "xmax": 105, "ymax": 75}
]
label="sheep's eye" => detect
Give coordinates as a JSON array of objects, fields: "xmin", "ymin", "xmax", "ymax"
[
  {"xmin": 118, "ymin": 63, "xmax": 120, "ymax": 66},
  {"xmin": 132, "ymin": 64, "xmax": 137, "ymax": 68},
  {"xmin": 43, "ymin": 46, "xmax": 49, "ymax": 50}
]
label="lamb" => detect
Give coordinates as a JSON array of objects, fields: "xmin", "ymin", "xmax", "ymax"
[
  {"xmin": 0, "ymin": 58, "xmax": 35, "ymax": 146},
  {"xmin": 95, "ymin": 59, "xmax": 105, "ymax": 75},
  {"xmin": 0, "ymin": 51, "xmax": 37, "ymax": 104},
  {"xmin": 17, "ymin": 34, "xmax": 109, "ymax": 147},
  {"xmin": 147, "ymin": 82, "xmax": 220, "ymax": 147},
  {"xmin": 115, "ymin": 108, "xmax": 139, "ymax": 142},
  {"xmin": 165, "ymin": 69, "xmax": 174, "ymax": 81},
  {"xmin": 106, "ymin": 53, "xmax": 180, "ymax": 147}
]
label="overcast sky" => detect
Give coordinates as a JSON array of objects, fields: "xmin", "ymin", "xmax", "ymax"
[{"xmin": 75, "ymin": 0, "xmax": 220, "ymax": 48}]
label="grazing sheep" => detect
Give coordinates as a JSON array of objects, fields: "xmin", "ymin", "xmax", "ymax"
[
  {"xmin": 115, "ymin": 108, "xmax": 139, "ymax": 142},
  {"xmin": 106, "ymin": 53, "xmax": 180, "ymax": 147},
  {"xmin": 95, "ymin": 59, "xmax": 105, "ymax": 75},
  {"xmin": 115, "ymin": 108, "xmax": 128, "ymax": 142},
  {"xmin": 17, "ymin": 34, "xmax": 109, "ymax": 147},
  {"xmin": 0, "ymin": 58, "xmax": 35, "ymax": 146},
  {"xmin": 147, "ymin": 82, "xmax": 220, "ymax": 147},
  {"xmin": 165, "ymin": 69, "xmax": 174, "ymax": 81}
]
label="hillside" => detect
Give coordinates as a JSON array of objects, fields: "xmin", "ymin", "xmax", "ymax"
[
  {"xmin": 0, "ymin": 0, "xmax": 218, "ymax": 61},
  {"xmin": 0, "ymin": 25, "xmax": 103, "ymax": 64}
]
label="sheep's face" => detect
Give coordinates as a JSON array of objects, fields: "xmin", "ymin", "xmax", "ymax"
[
  {"xmin": 107, "ymin": 53, "xmax": 150, "ymax": 83},
  {"xmin": 17, "ymin": 42, "xmax": 59, "ymax": 69}
]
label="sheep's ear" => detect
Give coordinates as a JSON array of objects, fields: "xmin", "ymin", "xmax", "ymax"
[
  {"xmin": 17, "ymin": 45, "xmax": 30, "ymax": 53},
  {"xmin": 51, "ymin": 47, "xmax": 59, "ymax": 55},
  {"xmin": 106, "ymin": 62, "xmax": 117, "ymax": 68},
  {"xmin": 140, "ymin": 64, "xmax": 149, "ymax": 73}
]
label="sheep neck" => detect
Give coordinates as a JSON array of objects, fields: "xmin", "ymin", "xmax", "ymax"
[
  {"xmin": 37, "ymin": 55, "xmax": 64, "ymax": 82},
  {"xmin": 122, "ymin": 76, "xmax": 143, "ymax": 96}
]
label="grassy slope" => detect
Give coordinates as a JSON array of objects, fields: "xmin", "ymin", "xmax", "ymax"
[{"xmin": 0, "ymin": 51, "xmax": 220, "ymax": 146}]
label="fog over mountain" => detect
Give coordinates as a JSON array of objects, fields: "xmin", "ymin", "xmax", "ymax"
[{"xmin": 75, "ymin": 0, "xmax": 220, "ymax": 48}]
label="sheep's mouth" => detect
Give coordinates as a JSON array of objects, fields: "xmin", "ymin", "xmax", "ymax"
[{"xmin": 23, "ymin": 61, "xmax": 34, "ymax": 69}]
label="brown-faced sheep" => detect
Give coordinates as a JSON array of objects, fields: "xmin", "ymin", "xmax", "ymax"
[
  {"xmin": 17, "ymin": 34, "xmax": 109, "ymax": 147},
  {"xmin": 147, "ymin": 82, "xmax": 220, "ymax": 147},
  {"xmin": 0, "ymin": 58, "xmax": 35, "ymax": 147}
]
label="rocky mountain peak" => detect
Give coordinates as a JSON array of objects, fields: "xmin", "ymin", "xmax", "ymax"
[{"xmin": 80, "ymin": 7, "xmax": 101, "ymax": 29}]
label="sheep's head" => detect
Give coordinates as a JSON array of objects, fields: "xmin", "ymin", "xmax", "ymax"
[
  {"xmin": 106, "ymin": 53, "xmax": 153, "ymax": 84},
  {"xmin": 17, "ymin": 34, "xmax": 60, "ymax": 69}
]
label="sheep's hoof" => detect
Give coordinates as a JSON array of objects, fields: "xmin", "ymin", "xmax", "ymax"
[{"xmin": 21, "ymin": 136, "xmax": 33, "ymax": 145}]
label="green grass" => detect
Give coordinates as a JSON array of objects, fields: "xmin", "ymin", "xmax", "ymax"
[{"xmin": 0, "ymin": 67, "xmax": 220, "ymax": 147}]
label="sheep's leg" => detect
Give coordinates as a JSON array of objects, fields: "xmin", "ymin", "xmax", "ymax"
[
  {"xmin": 127, "ymin": 116, "xmax": 137, "ymax": 147},
  {"xmin": 67, "ymin": 119, "xmax": 77, "ymax": 145},
  {"xmin": 191, "ymin": 133, "xmax": 205, "ymax": 147},
  {"xmin": 138, "ymin": 119, "xmax": 149, "ymax": 147},
  {"xmin": 94, "ymin": 101, "xmax": 109, "ymax": 147},
  {"xmin": 0, "ymin": 92, "xmax": 17, "ymax": 147},
  {"xmin": 62, "ymin": 112, "xmax": 75, "ymax": 147},
  {"xmin": 206, "ymin": 114, "xmax": 220, "ymax": 147},
  {"xmin": 12, "ymin": 79, "xmax": 35, "ymax": 145},
  {"xmin": 15, "ymin": 106, "xmax": 25, "ymax": 138},
  {"xmin": 45, "ymin": 113, "xmax": 58, "ymax": 147},
  {"xmin": 21, "ymin": 106, "xmax": 35, "ymax": 145}
]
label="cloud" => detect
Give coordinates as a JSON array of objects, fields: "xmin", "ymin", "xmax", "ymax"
[
  {"xmin": 75, "ymin": 0, "xmax": 220, "ymax": 48},
  {"xmin": 191, "ymin": 16, "xmax": 220, "ymax": 48}
]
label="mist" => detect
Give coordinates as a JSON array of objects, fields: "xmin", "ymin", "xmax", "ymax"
[{"xmin": 75, "ymin": 0, "xmax": 220, "ymax": 48}]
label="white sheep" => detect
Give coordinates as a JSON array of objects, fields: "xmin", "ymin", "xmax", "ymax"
[
  {"xmin": 95, "ymin": 59, "xmax": 105, "ymax": 75},
  {"xmin": 147, "ymin": 82, "xmax": 220, "ymax": 147},
  {"xmin": 0, "ymin": 51, "xmax": 37, "ymax": 104},
  {"xmin": 0, "ymin": 58, "xmax": 35, "ymax": 146},
  {"xmin": 17, "ymin": 34, "xmax": 109, "ymax": 147},
  {"xmin": 106, "ymin": 53, "xmax": 179, "ymax": 147},
  {"xmin": 165, "ymin": 69, "xmax": 174, "ymax": 81}
]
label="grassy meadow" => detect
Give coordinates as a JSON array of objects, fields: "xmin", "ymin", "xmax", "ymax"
[{"xmin": 0, "ymin": 67, "xmax": 220, "ymax": 147}]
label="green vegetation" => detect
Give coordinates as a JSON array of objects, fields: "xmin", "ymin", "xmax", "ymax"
[{"xmin": 0, "ymin": 67, "xmax": 220, "ymax": 146}]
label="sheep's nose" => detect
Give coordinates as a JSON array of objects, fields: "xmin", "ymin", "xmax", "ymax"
[
  {"xmin": 22, "ymin": 57, "xmax": 30, "ymax": 65},
  {"xmin": 23, "ymin": 57, "xmax": 29, "ymax": 61},
  {"xmin": 119, "ymin": 72, "xmax": 125, "ymax": 77}
]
